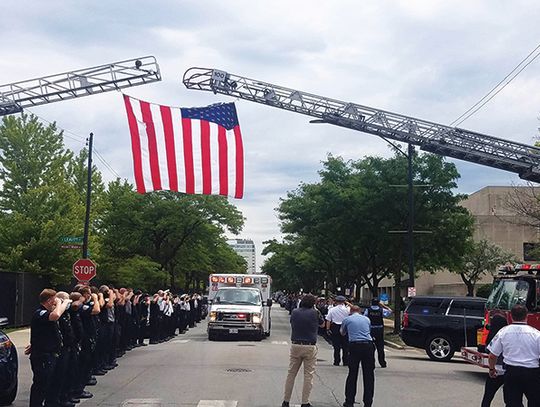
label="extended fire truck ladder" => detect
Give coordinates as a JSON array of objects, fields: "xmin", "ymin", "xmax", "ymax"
[
  {"xmin": 0, "ymin": 56, "xmax": 161, "ymax": 116},
  {"xmin": 183, "ymin": 68, "xmax": 540, "ymax": 183}
]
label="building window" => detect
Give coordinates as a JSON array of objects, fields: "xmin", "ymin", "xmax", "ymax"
[{"xmin": 523, "ymin": 243, "xmax": 540, "ymax": 261}]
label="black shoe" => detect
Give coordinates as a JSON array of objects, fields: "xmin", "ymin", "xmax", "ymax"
[
  {"xmin": 70, "ymin": 397, "xmax": 81, "ymax": 404},
  {"xmin": 333, "ymin": 362, "xmax": 340, "ymax": 366},
  {"xmin": 281, "ymin": 402, "xmax": 290, "ymax": 407},
  {"xmin": 149, "ymin": 341, "xmax": 158, "ymax": 345},
  {"xmin": 78, "ymin": 391, "xmax": 93, "ymax": 399},
  {"xmin": 380, "ymin": 362, "xmax": 387, "ymax": 368},
  {"xmin": 343, "ymin": 403, "xmax": 354, "ymax": 407},
  {"xmin": 93, "ymin": 370, "xmax": 107, "ymax": 376},
  {"xmin": 301, "ymin": 404, "xmax": 312, "ymax": 407},
  {"xmin": 59, "ymin": 401, "xmax": 76, "ymax": 407},
  {"xmin": 140, "ymin": 342, "xmax": 148, "ymax": 346},
  {"xmin": 86, "ymin": 377, "xmax": 97, "ymax": 386}
]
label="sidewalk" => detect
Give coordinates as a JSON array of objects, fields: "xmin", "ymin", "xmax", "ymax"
[
  {"xmin": 6, "ymin": 328, "xmax": 30, "ymax": 349},
  {"xmin": 383, "ymin": 318, "xmax": 405, "ymax": 350}
]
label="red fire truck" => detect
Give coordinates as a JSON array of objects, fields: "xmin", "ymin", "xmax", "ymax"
[{"xmin": 461, "ymin": 264, "xmax": 540, "ymax": 367}]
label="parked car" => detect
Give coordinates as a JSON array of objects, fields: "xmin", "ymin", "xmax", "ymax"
[
  {"xmin": 400, "ymin": 296, "xmax": 486, "ymax": 362},
  {"xmin": 0, "ymin": 317, "xmax": 17, "ymax": 406}
]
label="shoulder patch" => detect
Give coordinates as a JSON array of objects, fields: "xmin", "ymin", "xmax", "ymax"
[
  {"xmin": 82, "ymin": 305, "xmax": 90, "ymax": 311},
  {"xmin": 39, "ymin": 310, "xmax": 48, "ymax": 316}
]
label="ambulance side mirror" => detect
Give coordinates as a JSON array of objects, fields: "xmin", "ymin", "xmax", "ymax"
[{"xmin": 267, "ymin": 299, "xmax": 273, "ymax": 307}]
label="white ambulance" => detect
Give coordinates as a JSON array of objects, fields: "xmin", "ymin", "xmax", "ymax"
[{"xmin": 207, "ymin": 274, "xmax": 272, "ymax": 340}]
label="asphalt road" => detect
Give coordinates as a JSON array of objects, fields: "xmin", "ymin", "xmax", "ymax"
[{"xmin": 9, "ymin": 307, "xmax": 503, "ymax": 406}]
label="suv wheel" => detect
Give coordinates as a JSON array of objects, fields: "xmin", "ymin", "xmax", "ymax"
[{"xmin": 426, "ymin": 334, "xmax": 454, "ymax": 361}]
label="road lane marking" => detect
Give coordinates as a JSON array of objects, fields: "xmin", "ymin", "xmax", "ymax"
[
  {"xmin": 122, "ymin": 399, "xmax": 162, "ymax": 406},
  {"xmin": 271, "ymin": 340, "xmax": 289, "ymax": 345},
  {"xmin": 172, "ymin": 339, "xmax": 190, "ymax": 343},
  {"xmin": 197, "ymin": 401, "xmax": 238, "ymax": 407}
]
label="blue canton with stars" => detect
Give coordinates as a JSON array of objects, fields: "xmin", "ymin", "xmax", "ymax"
[{"xmin": 181, "ymin": 103, "xmax": 239, "ymax": 130}]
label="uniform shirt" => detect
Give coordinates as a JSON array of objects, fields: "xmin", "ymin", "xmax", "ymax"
[
  {"xmin": 80, "ymin": 302, "xmax": 96, "ymax": 338},
  {"xmin": 325, "ymin": 303, "xmax": 350, "ymax": 325},
  {"xmin": 487, "ymin": 322, "xmax": 540, "ymax": 368},
  {"xmin": 290, "ymin": 307, "xmax": 324, "ymax": 343},
  {"xmin": 341, "ymin": 313, "xmax": 372, "ymax": 342},
  {"xmin": 30, "ymin": 306, "xmax": 63, "ymax": 354}
]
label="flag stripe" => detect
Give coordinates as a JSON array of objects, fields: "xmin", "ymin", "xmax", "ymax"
[
  {"xmin": 234, "ymin": 125, "xmax": 244, "ymax": 199},
  {"xmin": 140, "ymin": 101, "xmax": 162, "ymax": 191},
  {"xmin": 123, "ymin": 95, "xmax": 146, "ymax": 193},
  {"xmin": 181, "ymin": 117, "xmax": 195, "ymax": 194},
  {"xmin": 160, "ymin": 105, "xmax": 178, "ymax": 192},
  {"xmin": 200, "ymin": 120, "xmax": 212, "ymax": 195},
  {"xmin": 218, "ymin": 126, "xmax": 228, "ymax": 196}
]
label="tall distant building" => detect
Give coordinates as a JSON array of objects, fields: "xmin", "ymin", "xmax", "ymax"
[{"xmin": 227, "ymin": 238, "xmax": 256, "ymax": 274}]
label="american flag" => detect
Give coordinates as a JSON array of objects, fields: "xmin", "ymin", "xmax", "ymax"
[{"xmin": 123, "ymin": 95, "xmax": 244, "ymax": 198}]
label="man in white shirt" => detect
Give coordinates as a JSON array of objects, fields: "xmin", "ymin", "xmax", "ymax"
[
  {"xmin": 326, "ymin": 296, "xmax": 351, "ymax": 366},
  {"xmin": 487, "ymin": 304, "xmax": 540, "ymax": 406}
]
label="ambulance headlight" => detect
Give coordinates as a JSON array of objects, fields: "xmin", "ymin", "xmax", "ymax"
[
  {"xmin": 252, "ymin": 313, "xmax": 261, "ymax": 324},
  {"xmin": 209, "ymin": 311, "xmax": 217, "ymax": 322}
]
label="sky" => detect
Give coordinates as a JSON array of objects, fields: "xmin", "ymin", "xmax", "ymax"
[{"xmin": 2, "ymin": 1, "xmax": 540, "ymax": 270}]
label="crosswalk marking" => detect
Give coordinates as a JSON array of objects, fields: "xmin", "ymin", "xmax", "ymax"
[
  {"xmin": 197, "ymin": 401, "xmax": 238, "ymax": 407},
  {"xmin": 121, "ymin": 399, "xmax": 162, "ymax": 406},
  {"xmin": 172, "ymin": 339, "xmax": 190, "ymax": 344}
]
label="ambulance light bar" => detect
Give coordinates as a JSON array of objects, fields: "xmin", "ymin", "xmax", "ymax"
[{"xmin": 210, "ymin": 275, "xmax": 265, "ymax": 285}]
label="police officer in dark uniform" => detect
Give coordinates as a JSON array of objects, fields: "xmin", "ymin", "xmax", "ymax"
[
  {"xmin": 364, "ymin": 298, "xmax": 391, "ymax": 368},
  {"xmin": 76, "ymin": 286, "xmax": 99, "ymax": 399},
  {"xmin": 28, "ymin": 288, "xmax": 69, "ymax": 407},
  {"xmin": 52, "ymin": 292, "xmax": 77, "ymax": 407}
]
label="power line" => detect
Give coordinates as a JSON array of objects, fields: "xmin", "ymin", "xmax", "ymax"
[
  {"xmin": 452, "ymin": 42, "xmax": 540, "ymax": 127},
  {"xmin": 25, "ymin": 108, "xmax": 122, "ymax": 179}
]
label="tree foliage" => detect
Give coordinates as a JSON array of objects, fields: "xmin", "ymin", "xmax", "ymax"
[
  {"xmin": 263, "ymin": 152, "xmax": 475, "ymax": 296},
  {"xmin": 452, "ymin": 239, "xmax": 516, "ymax": 296}
]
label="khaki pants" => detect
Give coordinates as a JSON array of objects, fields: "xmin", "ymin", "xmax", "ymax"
[{"xmin": 283, "ymin": 344, "xmax": 317, "ymax": 404}]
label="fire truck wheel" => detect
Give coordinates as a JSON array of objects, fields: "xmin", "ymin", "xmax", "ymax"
[{"xmin": 426, "ymin": 334, "xmax": 454, "ymax": 361}]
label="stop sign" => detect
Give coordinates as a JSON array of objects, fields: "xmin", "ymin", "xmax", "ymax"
[{"xmin": 73, "ymin": 259, "xmax": 97, "ymax": 282}]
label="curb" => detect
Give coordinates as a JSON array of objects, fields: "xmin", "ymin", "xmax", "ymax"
[{"xmin": 384, "ymin": 339, "xmax": 405, "ymax": 350}]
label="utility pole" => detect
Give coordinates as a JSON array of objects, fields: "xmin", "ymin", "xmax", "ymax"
[
  {"xmin": 82, "ymin": 132, "xmax": 93, "ymax": 259},
  {"xmin": 407, "ymin": 143, "xmax": 415, "ymax": 288}
]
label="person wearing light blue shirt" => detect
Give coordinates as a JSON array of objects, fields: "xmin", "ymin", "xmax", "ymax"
[{"xmin": 340, "ymin": 306, "xmax": 376, "ymax": 407}]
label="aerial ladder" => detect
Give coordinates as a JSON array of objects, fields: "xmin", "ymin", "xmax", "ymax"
[
  {"xmin": 0, "ymin": 56, "xmax": 161, "ymax": 116},
  {"xmin": 182, "ymin": 68, "xmax": 540, "ymax": 183}
]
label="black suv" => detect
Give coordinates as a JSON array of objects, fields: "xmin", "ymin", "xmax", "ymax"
[{"xmin": 401, "ymin": 296, "xmax": 486, "ymax": 361}]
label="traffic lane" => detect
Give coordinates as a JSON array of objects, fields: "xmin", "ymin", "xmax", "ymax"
[{"xmin": 8, "ymin": 307, "xmax": 504, "ymax": 407}]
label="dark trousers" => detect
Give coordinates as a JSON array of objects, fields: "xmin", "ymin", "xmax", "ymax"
[
  {"xmin": 345, "ymin": 342, "xmax": 375, "ymax": 407},
  {"xmin": 503, "ymin": 365, "xmax": 540, "ymax": 407},
  {"xmin": 79, "ymin": 339, "xmax": 95, "ymax": 392},
  {"xmin": 371, "ymin": 327, "xmax": 386, "ymax": 367},
  {"xmin": 481, "ymin": 374, "xmax": 504, "ymax": 407},
  {"xmin": 29, "ymin": 353, "xmax": 58, "ymax": 407},
  {"xmin": 331, "ymin": 323, "xmax": 349, "ymax": 365}
]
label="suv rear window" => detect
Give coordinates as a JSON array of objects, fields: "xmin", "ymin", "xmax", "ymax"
[
  {"xmin": 406, "ymin": 298, "xmax": 445, "ymax": 315},
  {"xmin": 447, "ymin": 300, "xmax": 485, "ymax": 317}
]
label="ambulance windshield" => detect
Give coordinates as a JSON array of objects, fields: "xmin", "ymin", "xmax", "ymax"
[{"xmin": 215, "ymin": 288, "xmax": 261, "ymax": 305}]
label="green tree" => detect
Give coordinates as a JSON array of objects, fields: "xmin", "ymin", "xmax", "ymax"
[
  {"xmin": 453, "ymin": 239, "xmax": 516, "ymax": 296},
  {"xmin": 270, "ymin": 152, "xmax": 474, "ymax": 297},
  {"xmin": 0, "ymin": 114, "xmax": 88, "ymax": 283},
  {"xmin": 99, "ymin": 183, "xmax": 245, "ymax": 291}
]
